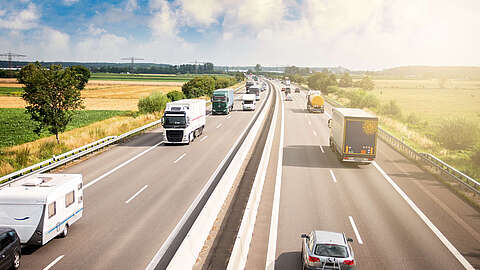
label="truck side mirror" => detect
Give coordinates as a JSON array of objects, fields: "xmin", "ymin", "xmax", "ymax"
[
  {"xmin": 347, "ymin": 238, "xmax": 354, "ymax": 243},
  {"xmin": 161, "ymin": 117, "xmax": 165, "ymax": 125},
  {"xmin": 328, "ymin": 119, "xmax": 332, "ymax": 128},
  {"xmin": 301, "ymin": 234, "xmax": 310, "ymax": 240}
]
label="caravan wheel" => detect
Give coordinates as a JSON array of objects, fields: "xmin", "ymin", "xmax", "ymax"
[{"xmin": 61, "ymin": 225, "xmax": 68, "ymax": 238}]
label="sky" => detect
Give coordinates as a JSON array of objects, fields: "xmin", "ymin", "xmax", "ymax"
[{"xmin": 0, "ymin": 0, "xmax": 478, "ymax": 70}]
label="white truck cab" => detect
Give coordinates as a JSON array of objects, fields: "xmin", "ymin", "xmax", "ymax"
[
  {"xmin": 242, "ymin": 94, "xmax": 256, "ymax": 111},
  {"xmin": 162, "ymin": 99, "xmax": 206, "ymax": 144}
]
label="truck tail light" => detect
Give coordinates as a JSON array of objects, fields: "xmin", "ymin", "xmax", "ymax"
[
  {"xmin": 308, "ymin": 255, "xmax": 320, "ymax": 262},
  {"xmin": 343, "ymin": 259, "xmax": 354, "ymax": 265}
]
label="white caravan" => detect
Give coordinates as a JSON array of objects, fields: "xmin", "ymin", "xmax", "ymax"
[
  {"xmin": 242, "ymin": 94, "xmax": 256, "ymax": 111},
  {"xmin": 0, "ymin": 174, "xmax": 84, "ymax": 245},
  {"xmin": 162, "ymin": 99, "xmax": 206, "ymax": 144}
]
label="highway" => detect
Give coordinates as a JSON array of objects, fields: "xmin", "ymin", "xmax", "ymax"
[
  {"xmin": 18, "ymin": 87, "xmax": 270, "ymax": 270},
  {"xmin": 243, "ymin": 82, "xmax": 480, "ymax": 269}
]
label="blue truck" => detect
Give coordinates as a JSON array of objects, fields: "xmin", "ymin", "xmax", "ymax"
[{"xmin": 212, "ymin": 88, "xmax": 235, "ymax": 114}]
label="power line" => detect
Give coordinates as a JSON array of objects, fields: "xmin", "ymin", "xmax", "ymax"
[
  {"xmin": 120, "ymin": 56, "xmax": 144, "ymax": 73},
  {"xmin": 0, "ymin": 51, "xmax": 27, "ymax": 69}
]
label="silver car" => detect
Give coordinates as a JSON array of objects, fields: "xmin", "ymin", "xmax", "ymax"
[{"xmin": 301, "ymin": 230, "xmax": 355, "ymax": 270}]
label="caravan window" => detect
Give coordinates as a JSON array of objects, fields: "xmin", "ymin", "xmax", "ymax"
[
  {"xmin": 65, "ymin": 191, "xmax": 75, "ymax": 207},
  {"xmin": 48, "ymin": 202, "xmax": 56, "ymax": 218}
]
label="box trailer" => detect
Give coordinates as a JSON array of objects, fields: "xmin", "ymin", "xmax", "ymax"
[
  {"xmin": 212, "ymin": 88, "xmax": 234, "ymax": 115},
  {"xmin": 248, "ymin": 85, "xmax": 261, "ymax": 101},
  {"xmin": 0, "ymin": 174, "xmax": 84, "ymax": 245},
  {"xmin": 162, "ymin": 99, "xmax": 206, "ymax": 144},
  {"xmin": 328, "ymin": 108, "xmax": 378, "ymax": 164}
]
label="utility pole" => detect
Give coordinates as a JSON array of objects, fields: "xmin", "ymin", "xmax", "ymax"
[
  {"xmin": 120, "ymin": 56, "xmax": 144, "ymax": 73},
  {"xmin": 0, "ymin": 51, "xmax": 26, "ymax": 69},
  {"xmin": 188, "ymin": 60, "xmax": 206, "ymax": 74}
]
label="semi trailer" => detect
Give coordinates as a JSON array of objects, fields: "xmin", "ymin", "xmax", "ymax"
[
  {"xmin": 328, "ymin": 108, "xmax": 378, "ymax": 164},
  {"xmin": 212, "ymin": 88, "xmax": 234, "ymax": 114},
  {"xmin": 306, "ymin": 90, "xmax": 325, "ymax": 113}
]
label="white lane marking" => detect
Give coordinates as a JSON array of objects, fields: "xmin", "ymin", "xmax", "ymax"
[
  {"xmin": 200, "ymin": 135, "xmax": 208, "ymax": 142},
  {"xmin": 84, "ymin": 141, "xmax": 164, "ymax": 189},
  {"xmin": 43, "ymin": 255, "xmax": 64, "ymax": 270},
  {"xmin": 312, "ymin": 130, "xmax": 317, "ymax": 137},
  {"xmin": 216, "ymin": 123, "xmax": 223, "ymax": 129},
  {"xmin": 227, "ymin": 115, "xmax": 232, "ymax": 119},
  {"xmin": 125, "ymin": 185, "xmax": 148, "ymax": 204},
  {"xmin": 325, "ymin": 111, "xmax": 332, "ymax": 118},
  {"xmin": 329, "ymin": 169, "xmax": 337, "ymax": 183},
  {"xmin": 266, "ymin": 83, "xmax": 285, "ymax": 270},
  {"xmin": 173, "ymin": 153, "xmax": 186, "ymax": 163},
  {"xmin": 349, "ymin": 216, "xmax": 364, "ymax": 245},
  {"xmin": 320, "ymin": 145, "xmax": 324, "ymax": 153},
  {"xmin": 308, "ymin": 120, "xmax": 312, "ymax": 126},
  {"xmin": 372, "ymin": 162, "xmax": 474, "ymax": 269}
]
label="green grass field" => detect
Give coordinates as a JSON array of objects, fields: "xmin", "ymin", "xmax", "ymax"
[
  {"xmin": 0, "ymin": 87, "xmax": 23, "ymax": 96},
  {"xmin": 90, "ymin": 73, "xmax": 196, "ymax": 82},
  {"xmin": 0, "ymin": 109, "xmax": 127, "ymax": 147}
]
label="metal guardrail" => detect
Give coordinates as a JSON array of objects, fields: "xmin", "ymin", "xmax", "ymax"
[
  {"xmin": 323, "ymin": 96, "xmax": 480, "ymax": 196},
  {"xmin": 0, "ymin": 84, "xmax": 246, "ymax": 187}
]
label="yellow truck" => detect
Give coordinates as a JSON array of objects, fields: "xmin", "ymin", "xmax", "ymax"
[{"xmin": 306, "ymin": 90, "xmax": 324, "ymax": 113}]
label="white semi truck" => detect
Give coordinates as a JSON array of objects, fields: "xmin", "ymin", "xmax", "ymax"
[{"xmin": 162, "ymin": 99, "xmax": 206, "ymax": 144}]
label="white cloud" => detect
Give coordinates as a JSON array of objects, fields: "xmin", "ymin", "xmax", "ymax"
[
  {"xmin": 149, "ymin": 0, "xmax": 178, "ymax": 37},
  {"xmin": 87, "ymin": 24, "xmax": 106, "ymax": 35},
  {"xmin": 0, "ymin": 3, "xmax": 39, "ymax": 30},
  {"xmin": 126, "ymin": 0, "xmax": 138, "ymax": 11},
  {"xmin": 63, "ymin": 0, "xmax": 79, "ymax": 5}
]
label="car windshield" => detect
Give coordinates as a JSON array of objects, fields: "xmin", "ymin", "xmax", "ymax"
[{"xmin": 314, "ymin": 244, "xmax": 348, "ymax": 258}]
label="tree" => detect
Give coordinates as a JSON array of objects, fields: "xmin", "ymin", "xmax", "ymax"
[
  {"xmin": 166, "ymin": 90, "xmax": 185, "ymax": 101},
  {"xmin": 359, "ymin": 76, "xmax": 375, "ymax": 90},
  {"xmin": 181, "ymin": 76, "xmax": 216, "ymax": 98},
  {"xmin": 70, "ymin": 65, "xmax": 91, "ymax": 89},
  {"xmin": 307, "ymin": 71, "xmax": 336, "ymax": 92},
  {"xmin": 138, "ymin": 92, "xmax": 170, "ymax": 114},
  {"xmin": 339, "ymin": 73, "xmax": 353, "ymax": 87},
  {"xmin": 18, "ymin": 63, "xmax": 85, "ymax": 143},
  {"xmin": 255, "ymin": 64, "xmax": 262, "ymax": 74}
]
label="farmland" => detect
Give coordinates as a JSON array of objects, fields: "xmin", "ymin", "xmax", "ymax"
[
  {"xmin": 0, "ymin": 86, "xmax": 23, "ymax": 96},
  {"xmin": 0, "ymin": 108, "xmax": 128, "ymax": 147},
  {"xmin": 90, "ymin": 73, "xmax": 195, "ymax": 82}
]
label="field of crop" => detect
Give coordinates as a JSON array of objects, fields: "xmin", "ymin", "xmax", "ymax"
[
  {"xmin": 0, "ymin": 108, "xmax": 127, "ymax": 147},
  {"xmin": 90, "ymin": 73, "xmax": 195, "ymax": 82},
  {"xmin": 0, "ymin": 87, "xmax": 23, "ymax": 96}
]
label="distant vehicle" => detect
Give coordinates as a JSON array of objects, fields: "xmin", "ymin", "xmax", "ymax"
[
  {"xmin": 306, "ymin": 90, "xmax": 324, "ymax": 113},
  {"xmin": 212, "ymin": 88, "xmax": 234, "ymax": 115},
  {"xmin": 163, "ymin": 99, "xmax": 206, "ymax": 144},
  {"xmin": 301, "ymin": 230, "xmax": 355, "ymax": 270},
  {"xmin": 0, "ymin": 174, "xmax": 84, "ymax": 246},
  {"xmin": 285, "ymin": 79, "xmax": 291, "ymax": 86},
  {"xmin": 285, "ymin": 94, "xmax": 293, "ymax": 101},
  {"xmin": 261, "ymin": 82, "xmax": 267, "ymax": 91},
  {"xmin": 242, "ymin": 94, "xmax": 256, "ymax": 111},
  {"xmin": 0, "ymin": 227, "xmax": 21, "ymax": 270},
  {"xmin": 249, "ymin": 85, "xmax": 261, "ymax": 101},
  {"xmin": 295, "ymin": 87, "xmax": 300, "ymax": 93},
  {"xmin": 328, "ymin": 108, "xmax": 378, "ymax": 164},
  {"xmin": 246, "ymin": 80, "xmax": 255, "ymax": 92},
  {"xmin": 285, "ymin": 87, "xmax": 291, "ymax": 95}
]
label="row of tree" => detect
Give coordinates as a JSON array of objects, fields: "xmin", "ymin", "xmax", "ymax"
[
  {"xmin": 306, "ymin": 71, "xmax": 375, "ymax": 92},
  {"xmin": 84, "ymin": 63, "xmax": 215, "ymax": 74},
  {"xmin": 181, "ymin": 74, "xmax": 243, "ymax": 98}
]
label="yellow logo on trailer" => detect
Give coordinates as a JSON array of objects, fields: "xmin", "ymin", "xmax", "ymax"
[{"xmin": 362, "ymin": 120, "xmax": 377, "ymax": 135}]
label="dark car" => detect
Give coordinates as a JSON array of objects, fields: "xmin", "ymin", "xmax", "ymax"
[
  {"xmin": 0, "ymin": 227, "xmax": 21, "ymax": 270},
  {"xmin": 295, "ymin": 87, "xmax": 300, "ymax": 93}
]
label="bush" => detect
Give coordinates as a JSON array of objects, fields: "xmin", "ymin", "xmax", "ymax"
[
  {"xmin": 182, "ymin": 76, "xmax": 216, "ymax": 98},
  {"xmin": 166, "ymin": 90, "xmax": 185, "ymax": 101},
  {"xmin": 345, "ymin": 89, "xmax": 379, "ymax": 109},
  {"xmin": 379, "ymin": 100, "xmax": 402, "ymax": 118},
  {"xmin": 435, "ymin": 117, "xmax": 479, "ymax": 150},
  {"xmin": 138, "ymin": 92, "xmax": 170, "ymax": 114},
  {"xmin": 325, "ymin": 86, "xmax": 340, "ymax": 95},
  {"xmin": 213, "ymin": 76, "xmax": 236, "ymax": 89}
]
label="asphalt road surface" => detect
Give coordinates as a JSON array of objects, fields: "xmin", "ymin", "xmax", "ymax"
[{"xmin": 19, "ymin": 87, "xmax": 269, "ymax": 270}]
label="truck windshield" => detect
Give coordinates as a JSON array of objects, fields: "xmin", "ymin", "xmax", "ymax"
[
  {"xmin": 213, "ymin": 96, "xmax": 226, "ymax": 101},
  {"xmin": 164, "ymin": 115, "xmax": 186, "ymax": 126},
  {"xmin": 314, "ymin": 244, "xmax": 348, "ymax": 258},
  {"xmin": 244, "ymin": 100, "xmax": 253, "ymax": 104}
]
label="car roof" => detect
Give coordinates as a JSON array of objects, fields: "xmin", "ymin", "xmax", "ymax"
[{"xmin": 313, "ymin": 231, "xmax": 346, "ymax": 245}]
